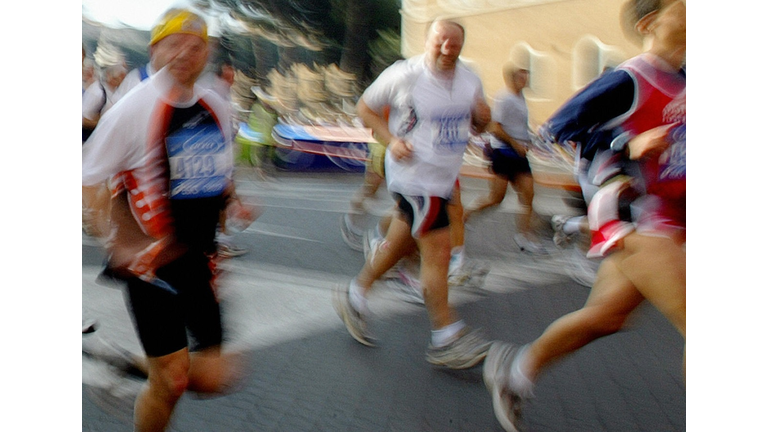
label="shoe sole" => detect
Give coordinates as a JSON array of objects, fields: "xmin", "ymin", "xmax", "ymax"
[
  {"xmin": 426, "ymin": 331, "xmax": 491, "ymax": 370},
  {"xmin": 426, "ymin": 350, "xmax": 487, "ymax": 369},
  {"xmin": 332, "ymin": 284, "xmax": 375, "ymax": 347}
]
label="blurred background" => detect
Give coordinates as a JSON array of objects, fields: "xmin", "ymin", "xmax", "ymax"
[{"xmin": 82, "ymin": 0, "xmax": 645, "ymax": 127}]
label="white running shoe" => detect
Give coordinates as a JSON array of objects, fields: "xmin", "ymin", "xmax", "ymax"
[
  {"xmin": 551, "ymin": 214, "xmax": 576, "ymax": 248},
  {"xmin": 332, "ymin": 283, "xmax": 375, "ymax": 347},
  {"xmin": 425, "ymin": 327, "xmax": 491, "ymax": 369},
  {"xmin": 483, "ymin": 342, "xmax": 530, "ymax": 432}
]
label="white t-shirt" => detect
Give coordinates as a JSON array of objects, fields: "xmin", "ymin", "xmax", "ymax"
[
  {"xmin": 490, "ymin": 89, "xmax": 530, "ymax": 149},
  {"xmin": 82, "ymin": 81, "xmax": 117, "ymax": 121},
  {"xmin": 361, "ymin": 55, "xmax": 485, "ymax": 198},
  {"xmin": 82, "ymin": 67, "xmax": 234, "ymax": 190}
]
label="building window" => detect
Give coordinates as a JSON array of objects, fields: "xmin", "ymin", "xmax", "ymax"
[{"xmin": 572, "ymin": 35, "xmax": 627, "ymax": 90}]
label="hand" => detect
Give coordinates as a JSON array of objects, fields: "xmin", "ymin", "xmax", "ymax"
[
  {"xmin": 472, "ymin": 100, "xmax": 491, "ymax": 132},
  {"xmin": 390, "ymin": 137, "xmax": 414, "ymax": 161},
  {"xmin": 627, "ymin": 123, "xmax": 677, "ymax": 160}
]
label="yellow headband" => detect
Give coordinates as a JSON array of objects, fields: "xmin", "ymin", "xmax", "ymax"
[{"xmin": 150, "ymin": 9, "xmax": 208, "ymax": 46}]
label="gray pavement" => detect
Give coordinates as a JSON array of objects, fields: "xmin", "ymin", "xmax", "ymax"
[{"xmin": 82, "ymin": 168, "xmax": 685, "ymax": 431}]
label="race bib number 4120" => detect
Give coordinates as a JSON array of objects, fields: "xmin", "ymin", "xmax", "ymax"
[{"xmin": 166, "ymin": 125, "xmax": 229, "ymax": 199}]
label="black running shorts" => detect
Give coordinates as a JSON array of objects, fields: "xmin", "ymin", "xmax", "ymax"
[
  {"xmin": 393, "ymin": 192, "xmax": 450, "ymax": 238},
  {"xmin": 125, "ymin": 251, "xmax": 223, "ymax": 357}
]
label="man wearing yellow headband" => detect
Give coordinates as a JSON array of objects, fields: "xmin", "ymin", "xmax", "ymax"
[
  {"xmin": 83, "ymin": 8, "xmax": 245, "ymax": 432},
  {"xmin": 110, "ymin": 8, "xmax": 210, "ymax": 103}
]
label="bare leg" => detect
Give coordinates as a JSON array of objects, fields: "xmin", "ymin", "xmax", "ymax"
[
  {"xmin": 417, "ymin": 226, "xmax": 459, "ymax": 329},
  {"xmin": 510, "ymin": 173, "xmax": 536, "ymax": 238},
  {"xmin": 186, "ymin": 346, "xmax": 246, "ymax": 395},
  {"xmin": 447, "ymin": 184, "xmax": 465, "ymax": 249},
  {"xmin": 356, "ymin": 215, "xmax": 416, "ymax": 293},
  {"xmin": 464, "ymin": 176, "xmax": 508, "ymax": 222},
  {"xmin": 616, "ymin": 232, "xmax": 686, "ymax": 377},
  {"xmin": 525, "ymin": 254, "xmax": 644, "ymax": 380},
  {"xmin": 134, "ymin": 349, "xmax": 190, "ymax": 432}
]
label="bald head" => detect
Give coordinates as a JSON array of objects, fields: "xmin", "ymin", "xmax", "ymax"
[{"xmin": 425, "ymin": 20, "xmax": 465, "ymax": 74}]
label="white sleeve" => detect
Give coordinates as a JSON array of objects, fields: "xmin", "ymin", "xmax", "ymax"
[
  {"xmin": 361, "ymin": 60, "xmax": 409, "ymax": 113},
  {"xmin": 82, "ymin": 82, "xmax": 105, "ymax": 121},
  {"xmin": 82, "ymin": 106, "xmax": 140, "ymax": 186}
]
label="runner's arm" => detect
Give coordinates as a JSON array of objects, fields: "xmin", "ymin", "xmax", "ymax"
[{"xmin": 357, "ymin": 99, "xmax": 412, "ymax": 160}]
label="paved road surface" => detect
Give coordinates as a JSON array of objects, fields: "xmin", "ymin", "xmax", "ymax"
[{"xmin": 82, "ymin": 168, "xmax": 685, "ymax": 431}]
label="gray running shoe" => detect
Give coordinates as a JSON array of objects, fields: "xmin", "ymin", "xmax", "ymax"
[
  {"xmin": 483, "ymin": 342, "xmax": 528, "ymax": 432},
  {"xmin": 551, "ymin": 214, "xmax": 576, "ymax": 248},
  {"xmin": 332, "ymin": 283, "xmax": 375, "ymax": 347},
  {"xmin": 449, "ymin": 259, "xmax": 491, "ymax": 288},
  {"xmin": 426, "ymin": 327, "xmax": 491, "ymax": 369},
  {"xmin": 340, "ymin": 214, "xmax": 365, "ymax": 252}
]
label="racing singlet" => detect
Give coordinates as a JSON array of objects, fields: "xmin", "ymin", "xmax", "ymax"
[
  {"xmin": 163, "ymin": 101, "xmax": 229, "ymax": 251},
  {"xmin": 615, "ymin": 57, "xmax": 686, "ymax": 219}
]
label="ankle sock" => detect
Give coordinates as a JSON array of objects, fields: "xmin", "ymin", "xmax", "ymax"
[
  {"xmin": 348, "ymin": 280, "xmax": 368, "ymax": 314},
  {"xmin": 509, "ymin": 345, "xmax": 535, "ymax": 397},
  {"xmin": 563, "ymin": 217, "xmax": 584, "ymax": 235},
  {"xmin": 450, "ymin": 247, "xmax": 466, "ymax": 273},
  {"xmin": 431, "ymin": 320, "xmax": 466, "ymax": 347}
]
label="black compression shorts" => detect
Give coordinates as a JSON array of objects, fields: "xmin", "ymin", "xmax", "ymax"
[{"xmin": 125, "ymin": 251, "xmax": 223, "ymax": 357}]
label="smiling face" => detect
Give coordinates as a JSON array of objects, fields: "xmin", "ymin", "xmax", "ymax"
[
  {"xmin": 150, "ymin": 33, "xmax": 209, "ymax": 87},
  {"xmin": 425, "ymin": 21, "xmax": 465, "ymax": 74}
]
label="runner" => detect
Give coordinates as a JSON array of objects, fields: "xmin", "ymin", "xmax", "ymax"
[
  {"xmin": 464, "ymin": 62, "xmax": 546, "ymax": 255},
  {"xmin": 483, "ymin": 1, "xmax": 686, "ymax": 430},
  {"xmin": 82, "ymin": 9, "xmax": 246, "ymax": 431},
  {"xmin": 333, "ymin": 19, "xmax": 493, "ymax": 369}
]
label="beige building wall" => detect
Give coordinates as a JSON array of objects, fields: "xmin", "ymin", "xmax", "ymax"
[{"xmin": 401, "ymin": 0, "xmax": 643, "ymax": 126}]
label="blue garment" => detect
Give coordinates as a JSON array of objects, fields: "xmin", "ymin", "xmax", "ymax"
[{"xmin": 539, "ymin": 69, "xmax": 634, "ymax": 161}]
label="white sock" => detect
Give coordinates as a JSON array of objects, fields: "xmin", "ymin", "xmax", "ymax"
[
  {"xmin": 431, "ymin": 320, "xmax": 466, "ymax": 347},
  {"xmin": 509, "ymin": 345, "xmax": 535, "ymax": 397},
  {"xmin": 563, "ymin": 217, "xmax": 584, "ymax": 235},
  {"xmin": 450, "ymin": 247, "xmax": 465, "ymax": 273},
  {"xmin": 348, "ymin": 280, "xmax": 368, "ymax": 314}
]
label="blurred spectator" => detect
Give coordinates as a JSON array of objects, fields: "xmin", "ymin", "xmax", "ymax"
[{"xmin": 82, "ymin": 61, "xmax": 127, "ymax": 142}]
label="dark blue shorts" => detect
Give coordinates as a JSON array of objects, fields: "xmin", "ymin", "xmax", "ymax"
[{"xmin": 490, "ymin": 147, "xmax": 532, "ymax": 179}]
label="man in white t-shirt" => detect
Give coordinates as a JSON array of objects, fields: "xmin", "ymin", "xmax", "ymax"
[
  {"xmin": 82, "ymin": 61, "xmax": 127, "ymax": 142},
  {"xmin": 333, "ymin": 19, "xmax": 493, "ymax": 369},
  {"xmin": 82, "ymin": 9, "xmax": 245, "ymax": 431}
]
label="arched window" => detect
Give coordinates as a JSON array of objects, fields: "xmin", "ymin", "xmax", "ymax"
[{"xmin": 572, "ymin": 35, "xmax": 627, "ymax": 89}]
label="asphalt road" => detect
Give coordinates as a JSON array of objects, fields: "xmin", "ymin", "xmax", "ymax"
[{"xmin": 82, "ymin": 167, "xmax": 685, "ymax": 431}]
